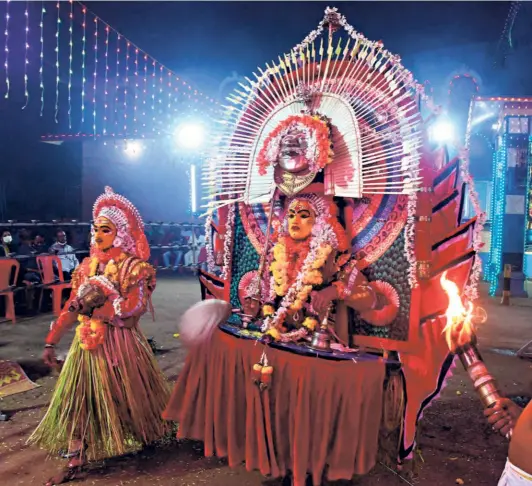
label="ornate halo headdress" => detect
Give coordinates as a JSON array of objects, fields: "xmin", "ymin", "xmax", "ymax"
[
  {"xmin": 203, "ymin": 7, "xmax": 429, "ymax": 211},
  {"xmin": 92, "ymin": 186, "xmax": 150, "ymax": 260}
]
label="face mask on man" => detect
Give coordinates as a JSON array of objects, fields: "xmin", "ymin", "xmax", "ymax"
[{"xmin": 2, "ymin": 236, "xmax": 12, "ymax": 244}]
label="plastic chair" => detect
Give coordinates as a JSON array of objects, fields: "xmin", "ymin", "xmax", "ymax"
[
  {"xmin": 0, "ymin": 259, "xmax": 20, "ymax": 324},
  {"xmin": 37, "ymin": 255, "xmax": 72, "ymax": 317}
]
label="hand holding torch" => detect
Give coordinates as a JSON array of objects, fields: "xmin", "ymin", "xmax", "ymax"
[{"xmin": 440, "ymin": 272, "xmax": 512, "ymax": 439}]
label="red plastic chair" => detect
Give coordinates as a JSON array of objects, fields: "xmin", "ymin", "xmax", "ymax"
[
  {"xmin": 0, "ymin": 259, "xmax": 20, "ymax": 324},
  {"xmin": 37, "ymin": 255, "xmax": 72, "ymax": 317}
]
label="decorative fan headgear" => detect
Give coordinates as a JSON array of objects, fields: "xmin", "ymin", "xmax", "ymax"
[
  {"xmin": 204, "ymin": 7, "xmax": 430, "ymax": 211},
  {"xmin": 92, "ymin": 186, "xmax": 150, "ymax": 260}
]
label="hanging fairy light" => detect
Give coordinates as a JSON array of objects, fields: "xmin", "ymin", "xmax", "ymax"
[
  {"xmin": 39, "ymin": 1, "xmax": 45, "ymax": 115},
  {"xmin": 103, "ymin": 25, "xmax": 110, "ymax": 134},
  {"xmin": 167, "ymin": 70, "xmax": 172, "ymax": 109},
  {"xmin": 22, "ymin": 1, "xmax": 30, "ymax": 109},
  {"xmin": 54, "ymin": 1, "xmax": 61, "ymax": 123},
  {"xmin": 133, "ymin": 48, "xmax": 139, "ymax": 127},
  {"xmin": 81, "ymin": 6, "xmax": 87, "ymax": 124},
  {"xmin": 114, "ymin": 33, "xmax": 121, "ymax": 133},
  {"xmin": 4, "ymin": 0, "xmax": 10, "ymax": 99},
  {"xmin": 123, "ymin": 41, "xmax": 130, "ymax": 133},
  {"xmin": 142, "ymin": 54, "xmax": 148, "ymax": 127},
  {"xmin": 67, "ymin": 0, "xmax": 74, "ymax": 127},
  {"xmin": 151, "ymin": 60, "xmax": 156, "ymax": 124},
  {"xmin": 92, "ymin": 16, "xmax": 99, "ymax": 137},
  {"xmin": 159, "ymin": 64, "xmax": 163, "ymax": 106}
]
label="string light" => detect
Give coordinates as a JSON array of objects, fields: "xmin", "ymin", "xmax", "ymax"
[
  {"xmin": 21, "ymin": 1, "xmax": 30, "ymax": 109},
  {"xmin": 133, "ymin": 48, "xmax": 139, "ymax": 127},
  {"xmin": 103, "ymin": 25, "xmax": 109, "ymax": 134},
  {"xmin": 93, "ymin": 17, "xmax": 99, "ymax": 137},
  {"xmin": 142, "ymin": 54, "xmax": 148, "ymax": 127},
  {"xmin": 488, "ymin": 132, "xmax": 508, "ymax": 295},
  {"xmin": 151, "ymin": 60, "xmax": 156, "ymax": 125},
  {"xmin": 39, "ymin": 2, "xmax": 45, "ymax": 115},
  {"xmin": 159, "ymin": 65, "xmax": 163, "ymax": 106},
  {"xmin": 167, "ymin": 70, "xmax": 172, "ymax": 109},
  {"xmin": 4, "ymin": 0, "xmax": 10, "ymax": 99},
  {"xmin": 114, "ymin": 33, "xmax": 121, "ymax": 132},
  {"xmin": 81, "ymin": 6, "xmax": 87, "ymax": 124},
  {"xmin": 67, "ymin": 0, "xmax": 73, "ymax": 128},
  {"xmin": 54, "ymin": 1, "xmax": 61, "ymax": 123},
  {"xmin": 524, "ymin": 135, "xmax": 532, "ymax": 276},
  {"xmin": 124, "ymin": 41, "xmax": 130, "ymax": 133}
]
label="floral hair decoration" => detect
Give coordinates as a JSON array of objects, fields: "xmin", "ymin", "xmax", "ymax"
[
  {"xmin": 92, "ymin": 186, "xmax": 150, "ymax": 260},
  {"xmin": 257, "ymin": 114, "xmax": 334, "ymax": 176}
]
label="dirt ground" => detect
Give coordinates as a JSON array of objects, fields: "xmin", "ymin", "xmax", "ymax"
[{"xmin": 0, "ymin": 277, "xmax": 531, "ymax": 486}]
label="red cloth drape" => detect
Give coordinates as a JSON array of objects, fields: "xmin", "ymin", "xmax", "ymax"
[{"xmin": 164, "ymin": 329, "xmax": 385, "ymax": 486}]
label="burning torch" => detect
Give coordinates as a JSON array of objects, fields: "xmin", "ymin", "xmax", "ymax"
[{"xmin": 440, "ymin": 272, "xmax": 512, "ymax": 439}]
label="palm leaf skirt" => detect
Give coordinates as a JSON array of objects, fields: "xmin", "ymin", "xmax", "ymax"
[{"xmin": 28, "ymin": 325, "xmax": 171, "ymax": 461}]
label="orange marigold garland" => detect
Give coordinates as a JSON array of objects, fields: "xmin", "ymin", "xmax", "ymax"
[{"xmin": 257, "ymin": 114, "xmax": 333, "ymax": 176}]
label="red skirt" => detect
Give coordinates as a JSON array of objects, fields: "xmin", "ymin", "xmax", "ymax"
[{"xmin": 164, "ymin": 329, "xmax": 385, "ymax": 486}]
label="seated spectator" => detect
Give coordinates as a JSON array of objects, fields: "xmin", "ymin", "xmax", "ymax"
[
  {"xmin": 49, "ymin": 229, "xmax": 79, "ymax": 281},
  {"xmin": 16, "ymin": 230, "xmax": 42, "ymax": 312},
  {"xmin": 33, "ymin": 233, "xmax": 47, "ymax": 254},
  {"xmin": 162, "ymin": 229, "xmax": 185, "ymax": 271},
  {"xmin": 184, "ymin": 227, "xmax": 205, "ymax": 268},
  {"xmin": 1, "ymin": 230, "xmax": 16, "ymax": 257}
]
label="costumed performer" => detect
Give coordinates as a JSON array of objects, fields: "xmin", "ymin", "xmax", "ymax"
[
  {"xmin": 28, "ymin": 186, "xmax": 170, "ymax": 486},
  {"xmin": 260, "ymin": 193, "xmax": 400, "ymax": 343}
]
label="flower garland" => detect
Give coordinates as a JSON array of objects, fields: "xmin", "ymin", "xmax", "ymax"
[
  {"xmin": 261, "ymin": 197, "xmax": 347, "ymax": 333},
  {"xmin": 76, "ymin": 251, "xmax": 125, "ymax": 351},
  {"xmin": 204, "ymin": 211, "xmax": 216, "ymax": 273},
  {"xmin": 459, "ymin": 147, "xmax": 486, "ymax": 302},
  {"xmin": 257, "ymin": 114, "xmax": 333, "ymax": 176},
  {"xmin": 220, "ymin": 203, "xmax": 236, "ymax": 280},
  {"xmin": 405, "ymin": 190, "xmax": 418, "ymax": 288}
]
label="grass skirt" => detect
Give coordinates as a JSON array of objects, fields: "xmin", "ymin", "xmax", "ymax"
[{"xmin": 28, "ymin": 325, "xmax": 171, "ymax": 461}]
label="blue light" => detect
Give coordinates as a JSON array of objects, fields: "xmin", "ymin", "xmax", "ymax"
[
  {"xmin": 523, "ymin": 135, "xmax": 532, "ymax": 277},
  {"xmin": 488, "ymin": 132, "xmax": 507, "ymax": 295}
]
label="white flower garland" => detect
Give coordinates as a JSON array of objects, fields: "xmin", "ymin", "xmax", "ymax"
[
  {"xmin": 204, "ymin": 212, "xmax": 216, "ymax": 273},
  {"xmin": 261, "ymin": 217, "xmax": 339, "ymax": 332},
  {"xmin": 220, "ymin": 204, "xmax": 236, "ymax": 280},
  {"xmin": 405, "ymin": 191, "xmax": 418, "ymax": 288},
  {"xmin": 459, "ymin": 147, "xmax": 486, "ymax": 302}
]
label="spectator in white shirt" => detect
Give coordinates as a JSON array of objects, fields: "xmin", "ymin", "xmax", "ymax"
[
  {"xmin": 184, "ymin": 227, "xmax": 205, "ymax": 268},
  {"xmin": 49, "ymin": 229, "xmax": 79, "ymax": 281}
]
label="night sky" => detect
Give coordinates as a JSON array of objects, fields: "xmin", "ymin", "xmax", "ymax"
[
  {"xmin": 1, "ymin": 1, "xmax": 531, "ymax": 221},
  {"xmin": 83, "ymin": 1, "xmax": 527, "ymax": 96}
]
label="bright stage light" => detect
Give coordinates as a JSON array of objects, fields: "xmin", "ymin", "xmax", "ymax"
[
  {"xmin": 430, "ymin": 119, "xmax": 456, "ymax": 144},
  {"xmin": 175, "ymin": 123, "xmax": 205, "ymax": 150},
  {"xmin": 124, "ymin": 140, "xmax": 142, "ymax": 157}
]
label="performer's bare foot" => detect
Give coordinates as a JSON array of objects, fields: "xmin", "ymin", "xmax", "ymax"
[{"xmin": 44, "ymin": 466, "xmax": 83, "ymax": 486}]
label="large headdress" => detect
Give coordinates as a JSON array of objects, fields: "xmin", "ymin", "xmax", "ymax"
[
  {"xmin": 92, "ymin": 186, "xmax": 150, "ymax": 260},
  {"xmin": 204, "ymin": 7, "xmax": 428, "ymax": 211}
]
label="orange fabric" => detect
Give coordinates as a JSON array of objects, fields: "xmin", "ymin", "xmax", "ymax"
[
  {"xmin": 0, "ymin": 259, "xmax": 19, "ymax": 323},
  {"xmin": 164, "ymin": 329, "xmax": 385, "ymax": 486}
]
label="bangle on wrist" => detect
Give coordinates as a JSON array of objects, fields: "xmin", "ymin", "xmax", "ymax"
[{"xmin": 45, "ymin": 343, "xmax": 55, "ymax": 348}]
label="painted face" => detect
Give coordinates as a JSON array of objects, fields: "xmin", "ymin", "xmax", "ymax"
[
  {"xmin": 92, "ymin": 217, "xmax": 117, "ymax": 251},
  {"xmin": 287, "ymin": 200, "xmax": 316, "ymax": 241},
  {"xmin": 277, "ymin": 128, "xmax": 310, "ymax": 174}
]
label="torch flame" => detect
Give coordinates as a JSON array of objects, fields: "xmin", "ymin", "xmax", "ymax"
[{"xmin": 440, "ymin": 271, "xmax": 479, "ymax": 352}]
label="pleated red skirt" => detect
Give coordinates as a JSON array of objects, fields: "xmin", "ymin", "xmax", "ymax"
[{"xmin": 164, "ymin": 329, "xmax": 385, "ymax": 486}]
